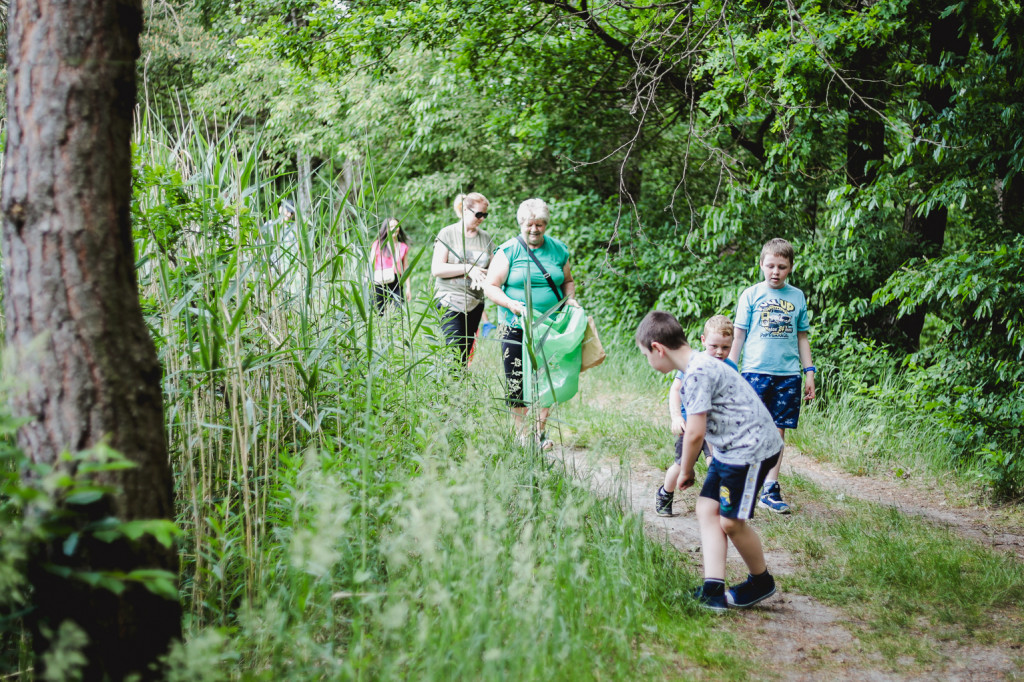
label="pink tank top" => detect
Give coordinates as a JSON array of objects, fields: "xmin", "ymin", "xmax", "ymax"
[{"xmin": 371, "ymin": 240, "xmax": 408, "ymax": 270}]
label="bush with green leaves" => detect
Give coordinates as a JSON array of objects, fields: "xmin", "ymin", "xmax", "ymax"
[
  {"xmin": 875, "ymin": 236, "xmax": 1024, "ymax": 495},
  {"xmin": 0, "ymin": 430, "xmax": 182, "ymax": 674}
]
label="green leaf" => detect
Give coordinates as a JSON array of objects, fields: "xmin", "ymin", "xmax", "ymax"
[
  {"xmin": 126, "ymin": 569, "xmax": 180, "ymax": 601},
  {"xmin": 65, "ymin": 489, "xmax": 106, "ymax": 505}
]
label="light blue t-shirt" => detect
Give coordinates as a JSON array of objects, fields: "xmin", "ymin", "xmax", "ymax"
[
  {"xmin": 674, "ymin": 358, "xmax": 738, "ymax": 418},
  {"xmin": 733, "ymin": 281, "xmax": 810, "ymax": 375},
  {"xmin": 679, "ymin": 353, "xmax": 784, "ymax": 466}
]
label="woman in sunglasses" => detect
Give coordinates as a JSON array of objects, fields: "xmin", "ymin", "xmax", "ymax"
[
  {"xmin": 431, "ymin": 192, "xmax": 497, "ymax": 365},
  {"xmin": 483, "ymin": 198, "xmax": 579, "ymax": 450}
]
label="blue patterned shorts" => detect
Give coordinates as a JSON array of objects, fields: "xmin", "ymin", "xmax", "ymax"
[{"xmin": 742, "ymin": 372, "xmax": 801, "ymax": 430}]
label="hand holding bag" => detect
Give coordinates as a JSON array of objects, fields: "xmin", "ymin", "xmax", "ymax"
[{"xmin": 515, "ymin": 236, "xmax": 605, "ymax": 373}]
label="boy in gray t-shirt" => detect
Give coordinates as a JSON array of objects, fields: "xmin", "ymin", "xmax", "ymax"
[{"xmin": 637, "ymin": 311, "xmax": 784, "ymax": 613}]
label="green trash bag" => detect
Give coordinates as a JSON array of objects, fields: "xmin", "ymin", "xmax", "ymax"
[{"xmin": 523, "ymin": 305, "xmax": 588, "ymax": 408}]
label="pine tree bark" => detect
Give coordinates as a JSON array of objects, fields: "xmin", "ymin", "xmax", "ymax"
[{"xmin": 1, "ymin": 0, "xmax": 181, "ymax": 678}]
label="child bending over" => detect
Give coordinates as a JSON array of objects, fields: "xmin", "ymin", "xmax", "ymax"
[{"xmin": 638, "ymin": 311, "xmax": 783, "ymax": 612}]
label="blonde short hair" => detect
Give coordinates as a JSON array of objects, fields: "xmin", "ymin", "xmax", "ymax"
[
  {"xmin": 703, "ymin": 315, "xmax": 734, "ymax": 338},
  {"xmin": 454, "ymin": 192, "xmax": 489, "ymax": 218},
  {"xmin": 516, "ymin": 198, "xmax": 550, "ymax": 226},
  {"xmin": 760, "ymin": 238, "xmax": 794, "ymax": 265}
]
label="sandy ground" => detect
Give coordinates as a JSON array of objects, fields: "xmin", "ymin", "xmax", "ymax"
[{"xmin": 549, "ymin": 445, "xmax": 1024, "ymax": 680}]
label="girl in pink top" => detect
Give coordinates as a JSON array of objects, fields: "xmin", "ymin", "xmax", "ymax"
[{"xmin": 370, "ymin": 217, "xmax": 410, "ymax": 312}]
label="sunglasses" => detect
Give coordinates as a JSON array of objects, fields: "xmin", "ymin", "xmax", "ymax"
[{"xmin": 467, "ymin": 209, "xmax": 488, "ymax": 219}]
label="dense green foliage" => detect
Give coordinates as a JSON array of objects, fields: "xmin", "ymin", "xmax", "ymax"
[
  {"xmin": 140, "ymin": 0, "xmax": 1024, "ymax": 493},
  {"xmin": 3, "ymin": 0, "xmax": 1024, "ymax": 673}
]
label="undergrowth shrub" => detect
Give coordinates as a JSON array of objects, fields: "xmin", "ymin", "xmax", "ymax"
[{"xmin": 875, "ymin": 236, "xmax": 1024, "ymax": 497}]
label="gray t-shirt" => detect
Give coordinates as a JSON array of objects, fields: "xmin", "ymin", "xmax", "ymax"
[
  {"xmin": 679, "ymin": 352, "xmax": 784, "ymax": 466},
  {"xmin": 433, "ymin": 223, "xmax": 496, "ymax": 313}
]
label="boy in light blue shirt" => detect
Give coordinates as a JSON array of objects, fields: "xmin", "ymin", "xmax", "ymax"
[{"xmin": 729, "ymin": 238, "xmax": 816, "ymax": 514}]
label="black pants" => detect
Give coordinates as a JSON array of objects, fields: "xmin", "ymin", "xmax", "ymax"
[
  {"xmin": 438, "ymin": 303, "xmax": 484, "ymax": 366},
  {"xmin": 374, "ymin": 281, "xmax": 402, "ymax": 313},
  {"xmin": 501, "ymin": 326, "xmax": 527, "ymax": 407}
]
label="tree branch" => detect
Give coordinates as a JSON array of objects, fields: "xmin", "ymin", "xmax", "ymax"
[{"xmin": 537, "ymin": 0, "xmax": 699, "ymax": 97}]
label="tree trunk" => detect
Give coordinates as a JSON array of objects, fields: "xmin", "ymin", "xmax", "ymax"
[
  {"xmin": 893, "ymin": 6, "xmax": 969, "ymax": 348},
  {"xmin": 998, "ymin": 176, "xmax": 1024, "ymax": 236},
  {"xmin": 898, "ymin": 204, "xmax": 948, "ymax": 346},
  {"xmin": 845, "ymin": 47, "xmax": 885, "ymax": 187},
  {"xmin": 1, "ymin": 0, "xmax": 181, "ymax": 678},
  {"xmin": 338, "ymin": 157, "xmax": 360, "ymax": 203}
]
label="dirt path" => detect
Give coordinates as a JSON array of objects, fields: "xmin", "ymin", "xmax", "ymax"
[
  {"xmin": 550, "ymin": 445, "xmax": 1024, "ymax": 680},
  {"xmin": 783, "ymin": 449, "xmax": 1024, "ymax": 561}
]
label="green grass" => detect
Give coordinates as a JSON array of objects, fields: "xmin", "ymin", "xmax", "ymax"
[
  {"xmin": 788, "ymin": 374, "xmax": 974, "ymax": 494},
  {"xmin": 758, "ymin": 476, "xmax": 1024, "ymax": 666},
  {"xmin": 558, "ymin": 340, "xmax": 671, "ymax": 463}
]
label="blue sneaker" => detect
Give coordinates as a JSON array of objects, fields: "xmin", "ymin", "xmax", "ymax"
[
  {"xmin": 758, "ymin": 481, "xmax": 791, "ymax": 514},
  {"xmin": 726, "ymin": 573, "xmax": 776, "ymax": 609},
  {"xmin": 691, "ymin": 585, "xmax": 728, "ymax": 614}
]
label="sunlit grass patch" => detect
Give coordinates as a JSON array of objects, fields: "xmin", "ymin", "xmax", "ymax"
[
  {"xmin": 767, "ymin": 477, "xmax": 1024, "ymax": 665},
  {"xmin": 560, "ymin": 341, "xmax": 673, "ymax": 464},
  {"xmin": 198, "ymin": 407, "xmax": 755, "ymax": 679}
]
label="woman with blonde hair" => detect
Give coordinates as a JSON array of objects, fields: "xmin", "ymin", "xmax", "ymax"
[{"xmin": 431, "ymin": 192, "xmax": 497, "ymax": 365}]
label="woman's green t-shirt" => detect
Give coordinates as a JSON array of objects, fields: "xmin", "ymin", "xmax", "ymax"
[{"xmin": 498, "ymin": 235, "xmax": 571, "ymax": 327}]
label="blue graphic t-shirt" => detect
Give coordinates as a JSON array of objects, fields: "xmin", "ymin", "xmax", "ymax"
[
  {"xmin": 674, "ymin": 358, "xmax": 737, "ymax": 418},
  {"xmin": 679, "ymin": 353, "xmax": 783, "ymax": 465},
  {"xmin": 733, "ymin": 281, "xmax": 810, "ymax": 375}
]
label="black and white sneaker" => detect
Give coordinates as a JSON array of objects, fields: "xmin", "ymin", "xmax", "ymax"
[
  {"xmin": 725, "ymin": 573, "xmax": 776, "ymax": 609},
  {"xmin": 655, "ymin": 486, "xmax": 676, "ymax": 517}
]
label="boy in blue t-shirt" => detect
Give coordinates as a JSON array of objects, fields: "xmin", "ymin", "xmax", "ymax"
[
  {"xmin": 729, "ymin": 238, "xmax": 816, "ymax": 514},
  {"xmin": 656, "ymin": 315, "xmax": 739, "ymax": 517}
]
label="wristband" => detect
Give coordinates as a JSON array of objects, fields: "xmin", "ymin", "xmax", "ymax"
[{"xmin": 802, "ymin": 366, "xmax": 816, "ymax": 374}]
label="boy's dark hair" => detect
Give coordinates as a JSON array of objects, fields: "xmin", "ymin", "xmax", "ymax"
[
  {"xmin": 760, "ymin": 238, "xmax": 794, "ymax": 265},
  {"xmin": 636, "ymin": 311, "xmax": 689, "ymax": 351}
]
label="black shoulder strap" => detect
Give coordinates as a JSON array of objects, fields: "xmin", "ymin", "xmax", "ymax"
[{"xmin": 516, "ymin": 235, "xmax": 563, "ymax": 307}]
